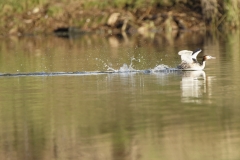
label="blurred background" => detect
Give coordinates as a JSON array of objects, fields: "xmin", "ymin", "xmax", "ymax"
[
  {"xmin": 0, "ymin": 0, "xmax": 239, "ymax": 35},
  {"xmin": 0, "ymin": 1, "xmax": 240, "ymax": 160}
]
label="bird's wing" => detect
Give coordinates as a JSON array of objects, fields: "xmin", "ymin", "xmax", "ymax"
[
  {"xmin": 178, "ymin": 50, "xmax": 194, "ymax": 63},
  {"xmin": 191, "ymin": 49, "xmax": 202, "ymax": 60}
]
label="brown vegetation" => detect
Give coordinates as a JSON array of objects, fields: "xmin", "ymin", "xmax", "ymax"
[{"xmin": 0, "ymin": 0, "xmax": 239, "ymax": 36}]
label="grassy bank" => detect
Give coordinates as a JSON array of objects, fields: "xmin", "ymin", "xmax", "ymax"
[{"xmin": 0, "ymin": 0, "xmax": 239, "ymax": 35}]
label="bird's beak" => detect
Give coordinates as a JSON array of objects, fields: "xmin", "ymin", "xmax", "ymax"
[{"xmin": 210, "ymin": 56, "xmax": 216, "ymax": 59}]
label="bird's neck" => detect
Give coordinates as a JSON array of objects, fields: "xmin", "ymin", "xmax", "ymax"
[{"xmin": 200, "ymin": 59, "xmax": 206, "ymax": 69}]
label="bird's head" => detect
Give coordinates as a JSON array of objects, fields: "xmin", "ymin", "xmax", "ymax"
[{"xmin": 203, "ymin": 55, "xmax": 216, "ymax": 61}]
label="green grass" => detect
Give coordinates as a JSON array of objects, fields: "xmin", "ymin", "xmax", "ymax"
[
  {"xmin": 0, "ymin": 0, "xmax": 177, "ymax": 11},
  {"xmin": 224, "ymin": 0, "xmax": 240, "ymax": 28},
  {"xmin": 47, "ymin": 5, "xmax": 64, "ymax": 17},
  {"xmin": 0, "ymin": 0, "xmax": 47, "ymax": 12}
]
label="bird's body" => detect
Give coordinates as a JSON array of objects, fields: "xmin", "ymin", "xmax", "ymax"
[{"xmin": 177, "ymin": 49, "xmax": 215, "ymax": 70}]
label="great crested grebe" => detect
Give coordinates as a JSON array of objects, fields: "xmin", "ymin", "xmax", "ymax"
[{"xmin": 177, "ymin": 49, "xmax": 216, "ymax": 70}]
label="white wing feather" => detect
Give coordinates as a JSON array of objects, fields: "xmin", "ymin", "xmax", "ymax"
[
  {"xmin": 178, "ymin": 49, "xmax": 202, "ymax": 63},
  {"xmin": 178, "ymin": 50, "xmax": 194, "ymax": 63}
]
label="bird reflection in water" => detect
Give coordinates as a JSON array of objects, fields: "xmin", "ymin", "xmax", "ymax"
[{"xmin": 180, "ymin": 71, "xmax": 213, "ymax": 103}]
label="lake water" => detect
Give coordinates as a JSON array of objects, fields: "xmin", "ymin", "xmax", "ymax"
[{"xmin": 0, "ymin": 31, "xmax": 240, "ymax": 160}]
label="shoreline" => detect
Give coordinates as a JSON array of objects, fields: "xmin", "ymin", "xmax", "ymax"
[{"xmin": 0, "ymin": 1, "xmax": 238, "ymax": 36}]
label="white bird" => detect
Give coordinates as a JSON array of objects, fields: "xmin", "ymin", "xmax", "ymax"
[{"xmin": 177, "ymin": 49, "xmax": 216, "ymax": 70}]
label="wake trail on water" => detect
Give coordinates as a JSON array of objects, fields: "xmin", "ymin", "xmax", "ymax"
[{"xmin": 0, "ymin": 58, "xmax": 180, "ymax": 77}]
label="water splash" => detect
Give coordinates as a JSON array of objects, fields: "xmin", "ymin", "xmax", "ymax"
[
  {"xmin": 95, "ymin": 58, "xmax": 110, "ymax": 70},
  {"xmin": 107, "ymin": 66, "xmax": 118, "ymax": 72},
  {"xmin": 119, "ymin": 63, "xmax": 136, "ymax": 72},
  {"xmin": 151, "ymin": 64, "xmax": 179, "ymax": 72},
  {"xmin": 107, "ymin": 63, "xmax": 137, "ymax": 72},
  {"xmin": 107, "ymin": 57, "xmax": 139, "ymax": 72}
]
